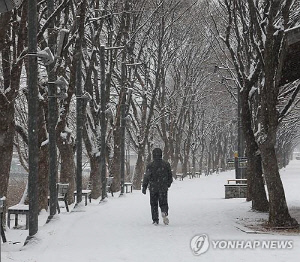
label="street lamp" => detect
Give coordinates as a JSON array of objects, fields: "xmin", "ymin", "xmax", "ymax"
[
  {"xmin": 99, "ymin": 45, "xmax": 124, "ymax": 201},
  {"xmin": 119, "ymin": 62, "xmax": 142, "ymax": 196},
  {"xmin": 47, "ymin": 0, "xmax": 57, "ymax": 223},
  {"xmin": 26, "ymin": 0, "xmax": 39, "ymax": 244},
  {"xmin": 99, "ymin": 45, "xmax": 107, "ymax": 201}
]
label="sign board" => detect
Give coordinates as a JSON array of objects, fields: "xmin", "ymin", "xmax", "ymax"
[
  {"xmin": 238, "ymin": 157, "xmax": 248, "ymax": 168},
  {"xmin": 227, "ymin": 158, "xmax": 235, "ymax": 168}
]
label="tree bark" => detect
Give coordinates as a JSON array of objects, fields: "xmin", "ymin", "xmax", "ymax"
[
  {"xmin": 89, "ymin": 155, "xmax": 101, "ymax": 199},
  {"xmin": 56, "ymin": 123, "xmax": 76, "ymax": 204},
  {"xmin": 0, "ymin": 7, "xmax": 25, "ymax": 203},
  {"xmin": 0, "ymin": 98, "xmax": 14, "ymax": 200},
  {"xmin": 82, "ymin": 118, "xmax": 101, "ymax": 199},
  {"xmin": 134, "ymin": 148, "xmax": 145, "ymax": 189},
  {"xmin": 260, "ymin": 145, "xmax": 297, "ymax": 227},
  {"xmin": 240, "ymin": 89, "xmax": 269, "ymax": 212},
  {"xmin": 111, "ymin": 125, "xmax": 121, "ymax": 192},
  {"xmin": 37, "ymin": 103, "xmax": 49, "ymax": 211}
]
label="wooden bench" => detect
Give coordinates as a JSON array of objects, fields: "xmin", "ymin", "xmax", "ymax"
[
  {"xmin": 56, "ymin": 183, "xmax": 69, "ymax": 213},
  {"xmin": 74, "ymin": 189, "xmax": 91, "ymax": 206},
  {"xmin": 195, "ymin": 172, "xmax": 201, "ymax": 178},
  {"xmin": 176, "ymin": 174, "xmax": 183, "ymax": 181},
  {"xmin": 7, "ymin": 204, "xmax": 29, "ymax": 229},
  {"xmin": 124, "ymin": 182, "xmax": 133, "ymax": 193},
  {"xmin": 0, "ymin": 198, "xmax": 7, "ymax": 242},
  {"xmin": 227, "ymin": 179, "xmax": 247, "ymax": 184}
]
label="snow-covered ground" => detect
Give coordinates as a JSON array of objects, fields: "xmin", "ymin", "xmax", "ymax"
[{"xmin": 2, "ymin": 161, "xmax": 300, "ymax": 262}]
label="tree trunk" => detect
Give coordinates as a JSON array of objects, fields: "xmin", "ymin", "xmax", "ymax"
[
  {"xmin": 261, "ymin": 146, "xmax": 297, "ymax": 227},
  {"xmin": 192, "ymin": 152, "xmax": 196, "ymax": 176},
  {"xmin": 133, "ymin": 148, "xmax": 145, "ymax": 189},
  {"xmin": 111, "ymin": 126, "xmax": 121, "ymax": 192},
  {"xmin": 251, "ymin": 154, "xmax": 268, "ymax": 211},
  {"xmin": 38, "ymin": 144, "xmax": 49, "ymax": 211},
  {"xmin": 0, "ymin": 98, "xmax": 14, "ymax": 201},
  {"xmin": 37, "ymin": 103, "xmax": 49, "ymax": 211},
  {"xmin": 89, "ymin": 155, "xmax": 101, "ymax": 199},
  {"xmin": 56, "ymin": 126, "xmax": 76, "ymax": 204},
  {"xmin": 0, "ymin": 10, "xmax": 22, "ymax": 205},
  {"xmin": 182, "ymin": 158, "xmax": 188, "ymax": 177},
  {"xmin": 241, "ymin": 89, "xmax": 269, "ymax": 211},
  {"xmin": 58, "ymin": 143, "xmax": 76, "ymax": 204},
  {"xmin": 171, "ymin": 154, "xmax": 180, "ymax": 176},
  {"xmin": 198, "ymin": 143, "xmax": 205, "ymax": 174},
  {"xmin": 82, "ymin": 117, "xmax": 101, "ymax": 199},
  {"xmin": 207, "ymin": 150, "xmax": 212, "ymax": 174},
  {"xmin": 244, "ymin": 131, "xmax": 269, "ymax": 211}
]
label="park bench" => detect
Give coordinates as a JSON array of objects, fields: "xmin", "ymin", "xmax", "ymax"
[
  {"xmin": 84, "ymin": 177, "xmax": 114, "ymax": 199},
  {"xmin": 225, "ymin": 179, "xmax": 247, "ymax": 199},
  {"xmin": 187, "ymin": 172, "xmax": 194, "ymax": 179},
  {"xmin": 227, "ymin": 179, "xmax": 247, "ymax": 184},
  {"xmin": 176, "ymin": 173, "xmax": 183, "ymax": 181},
  {"xmin": 7, "ymin": 204, "xmax": 29, "ymax": 230},
  {"xmin": 195, "ymin": 172, "xmax": 201, "ymax": 178},
  {"xmin": 74, "ymin": 182, "xmax": 92, "ymax": 206},
  {"xmin": 124, "ymin": 182, "xmax": 133, "ymax": 193},
  {"xmin": 0, "ymin": 198, "xmax": 6, "ymax": 242},
  {"xmin": 56, "ymin": 183, "xmax": 69, "ymax": 213},
  {"xmin": 74, "ymin": 190, "xmax": 91, "ymax": 206}
]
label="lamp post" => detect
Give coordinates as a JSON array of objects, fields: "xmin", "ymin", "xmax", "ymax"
[
  {"xmin": 236, "ymin": 82, "xmax": 244, "ymax": 179},
  {"xmin": 26, "ymin": 0, "xmax": 39, "ymax": 242},
  {"xmin": 47, "ymin": 0, "xmax": 57, "ymax": 222},
  {"xmin": 74, "ymin": 0, "xmax": 87, "ymax": 206},
  {"xmin": 120, "ymin": 62, "xmax": 142, "ymax": 196},
  {"xmin": 100, "ymin": 45, "xmax": 107, "ymax": 200},
  {"xmin": 99, "ymin": 46, "xmax": 124, "ymax": 201},
  {"xmin": 120, "ymin": 62, "xmax": 127, "ymax": 196}
]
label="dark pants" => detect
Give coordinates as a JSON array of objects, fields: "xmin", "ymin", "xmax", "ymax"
[{"xmin": 150, "ymin": 190, "xmax": 168, "ymax": 222}]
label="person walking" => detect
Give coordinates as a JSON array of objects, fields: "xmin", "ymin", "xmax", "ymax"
[{"xmin": 142, "ymin": 148, "xmax": 173, "ymax": 225}]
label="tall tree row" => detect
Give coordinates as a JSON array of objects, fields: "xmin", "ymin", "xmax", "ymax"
[
  {"xmin": 2, "ymin": 0, "xmax": 299, "ymax": 230},
  {"xmin": 209, "ymin": 0, "xmax": 300, "ymax": 227},
  {"xmin": 0, "ymin": 0, "xmax": 247, "ymax": 207}
]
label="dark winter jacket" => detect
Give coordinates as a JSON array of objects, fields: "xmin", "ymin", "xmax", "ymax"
[{"xmin": 143, "ymin": 159, "xmax": 173, "ymax": 192}]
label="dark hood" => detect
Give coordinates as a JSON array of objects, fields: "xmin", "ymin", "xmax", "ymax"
[{"xmin": 152, "ymin": 148, "xmax": 162, "ymax": 160}]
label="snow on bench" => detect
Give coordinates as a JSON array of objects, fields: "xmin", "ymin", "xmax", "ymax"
[
  {"xmin": 124, "ymin": 182, "xmax": 133, "ymax": 193},
  {"xmin": 7, "ymin": 204, "xmax": 29, "ymax": 229},
  {"xmin": 225, "ymin": 179, "xmax": 247, "ymax": 199},
  {"xmin": 227, "ymin": 179, "xmax": 247, "ymax": 184}
]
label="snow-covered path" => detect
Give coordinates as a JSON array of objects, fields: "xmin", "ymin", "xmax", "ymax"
[{"xmin": 2, "ymin": 161, "xmax": 300, "ymax": 262}]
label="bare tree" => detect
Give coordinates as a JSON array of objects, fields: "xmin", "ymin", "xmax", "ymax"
[{"xmin": 0, "ymin": 5, "xmax": 27, "ymax": 204}]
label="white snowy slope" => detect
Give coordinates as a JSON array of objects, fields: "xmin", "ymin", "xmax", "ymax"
[{"xmin": 2, "ymin": 161, "xmax": 300, "ymax": 262}]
